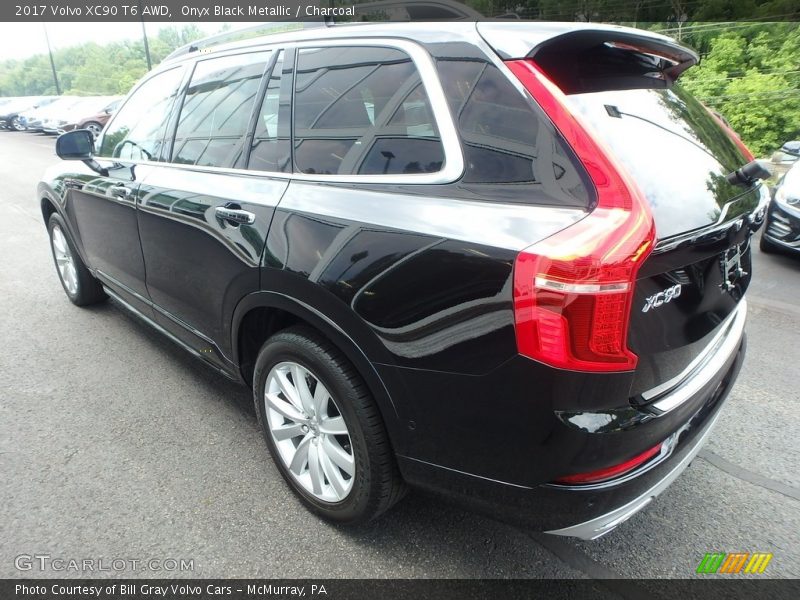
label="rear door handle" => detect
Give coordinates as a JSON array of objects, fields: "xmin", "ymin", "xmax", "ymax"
[
  {"xmin": 110, "ymin": 185, "xmax": 133, "ymax": 199},
  {"xmin": 215, "ymin": 206, "xmax": 256, "ymax": 225}
]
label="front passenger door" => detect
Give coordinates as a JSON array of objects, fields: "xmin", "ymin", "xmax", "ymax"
[{"xmin": 67, "ymin": 67, "xmax": 186, "ymax": 314}]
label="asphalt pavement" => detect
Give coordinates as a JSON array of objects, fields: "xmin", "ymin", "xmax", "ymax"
[{"xmin": 0, "ymin": 131, "xmax": 798, "ymax": 583}]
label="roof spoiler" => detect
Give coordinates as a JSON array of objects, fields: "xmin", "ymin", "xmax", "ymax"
[{"xmin": 478, "ymin": 22, "xmax": 699, "ymax": 94}]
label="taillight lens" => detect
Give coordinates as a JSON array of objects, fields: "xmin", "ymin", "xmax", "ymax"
[
  {"xmin": 554, "ymin": 443, "xmax": 663, "ymax": 485},
  {"xmin": 506, "ymin": 59, "xmax": 655, "ymax": 372}
]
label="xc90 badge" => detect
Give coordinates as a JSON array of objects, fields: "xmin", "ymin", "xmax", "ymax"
[{"xmin": 642, "ymin": 284, "xmax": 682, "ymax": 313}]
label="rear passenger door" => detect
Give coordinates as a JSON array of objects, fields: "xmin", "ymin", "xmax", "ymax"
[{"xmin": 136, "ymin": 49, "xmax": 292, "ymax": 372}]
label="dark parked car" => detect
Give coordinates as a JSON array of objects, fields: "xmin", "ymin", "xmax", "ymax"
[
  {"xmin": 40, "ymin": 22, "xmax": 769, "ymax": 538},
  {"xmin": 761, "ymin": 160, "xmax": 800, "ymax": 254}
]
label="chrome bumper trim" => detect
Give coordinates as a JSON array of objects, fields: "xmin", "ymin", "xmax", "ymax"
[
  {"xmin": 643, "ymin": 298, "xmax": 747, "ymax": 415},
  {"xmin": 545, "ymin": 410, "xmax": 721, "ymax": 540}
]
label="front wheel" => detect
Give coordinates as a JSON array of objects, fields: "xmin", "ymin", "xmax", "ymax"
[
  {"xmin": 11, "ymin": 117, "xmax": 26, "ymax": 131},
  {"xmin": 83, "ymin": 121, "xmax": 103, "ymax": 138},
  {"xmin": 253, "ymin": 326, "xmax": 405, "ymax": 524},
  {"xmin": 47, "ymin": 212, "xmax": 107, "ymax": 306}
]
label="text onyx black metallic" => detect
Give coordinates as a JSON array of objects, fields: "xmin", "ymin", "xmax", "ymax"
[{"xmin": 39, "ymin": 22, "xmax": 768, "ymax": 539}]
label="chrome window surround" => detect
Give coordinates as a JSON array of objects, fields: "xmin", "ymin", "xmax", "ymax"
[{"xmin": 97, "ymin": 39, "xmax": 464, "ymax": 186}]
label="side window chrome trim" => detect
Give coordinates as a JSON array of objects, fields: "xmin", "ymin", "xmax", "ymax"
[
  {"xmin": 287, "ymin": 38, "xmax": 464, "ymax": 185},
  {"xmin": 98, "ymin": 39, "xmax": 465, "ymax": 186}
]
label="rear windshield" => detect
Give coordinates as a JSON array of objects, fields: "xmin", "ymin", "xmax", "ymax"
[{"xmin": 566, "ymin": 85, "xmax": 751, "ymax": 239}]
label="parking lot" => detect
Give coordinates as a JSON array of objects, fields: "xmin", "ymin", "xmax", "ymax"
[{"xmin": 0, "ymin": 130, "xmax": 798, "ymax": 581}]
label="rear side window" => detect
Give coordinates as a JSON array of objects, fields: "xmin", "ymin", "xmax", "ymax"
[
  {"xmin": 172, "ymin": 51, "xmax": 271, "ymax": 168},
  {"xmin": 293, "ymin": 46, "xmax": 445, "ymax": 176},
  {"xmin": 99, "ymin": 67, "xmax": 184, "ymax": 160},
  {"xmin": 436, "ymin": 58, "xmax": 590, "ymax": 207}
]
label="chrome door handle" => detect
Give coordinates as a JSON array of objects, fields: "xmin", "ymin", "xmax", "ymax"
[
  {"xmin": 110, "ymin": 185, "xmax": 133, "ymax": 199},
  {"xmin": 215, "ymin": 206, "xmax": 256, "ymax": 225}
]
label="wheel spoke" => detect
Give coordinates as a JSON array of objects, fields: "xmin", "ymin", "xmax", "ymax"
[
  {"xmin": 313, "ymin": 379, "xmax": 331, "ymax": 418},
  {"xmin": 322, "ymin": 436, "xmax": 354, "ymax": 476},
  {"xmin": 308, "ymin": 442, "xmax": 324, "ymax": 495},
  {"xmin": 274, "ymin": 369, "xmax": 303, "ymax": 412},
  {"xmin": 319, "ymin": 415, "xmax": 347, "ymax": 435},
  {"xmin": 289, "ymin": 434, "xmax": 312, "ymax": 475},
  {"xmin": 319, "ymin": 449, "xmax": 347, "ymax": 499},
  {"xmin": 291, "ymin": 364, "xmax": 315, "ymax": 416},
  {"xmin": 265, "ymin": 391, "xmax": 307, "ymax": 424},
  {"xmin": 271, "ymin": 422, "xmax": 305, "ymax": 441},
  {"xmin": 52, "ymin": 230, "xmax": 67, "ymax": 254},
  {"xmin": 64, "ymin": 266, "xmax": 77, "ymax": 293}
]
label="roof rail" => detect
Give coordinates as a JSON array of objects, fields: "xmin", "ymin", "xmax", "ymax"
[{"xmin": 164, "ymin": 20, "xmax": 330, "ymax": 62}]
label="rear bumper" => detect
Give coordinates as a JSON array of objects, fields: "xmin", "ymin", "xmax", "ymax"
[
  {"xmin": 546, "ymin": 406, "xmax": 721, "ymax": 539},
  {"xmin": 392, "ymin": 301, "xmax": 747, "ymax": 536}
]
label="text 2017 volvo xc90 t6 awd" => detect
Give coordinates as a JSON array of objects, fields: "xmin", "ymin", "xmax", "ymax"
[{"xmin": 40, "ymin": 22, "xmax": 769, "ymax": 539}]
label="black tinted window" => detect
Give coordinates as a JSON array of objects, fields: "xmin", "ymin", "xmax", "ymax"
[
  {"xmin": 566, "ymin": 86, "xmax": 755, "ymax": 238},
  {"xmin": 172, "ymin": 52, "xmax": 270, "ymax": 168},
  {"xmin": 437, "ymin": 58, "xmax": 589, "ymax": 206},
  {"xmin": 99, "ymin": 67, "xmax": 183, "ymax": 160},
  {"xmin": 294, "ymin": 46, "xmax": 444, "ymax": 176},
  {"xmin": 248, "ymin": 51, "xmax": 291, "ymax": 173}
]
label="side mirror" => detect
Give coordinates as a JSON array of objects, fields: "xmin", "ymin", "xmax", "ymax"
[
  {"xmin": 726, "ymin": 160, "xmax": 772, "ymax": 187},
  {"xmin": 56, "ymin": 129, "xmax": 94, "ymax": 160},
  {"xmin": 56, "ymin": 129, "xmax": 108, "ymax": 176}
]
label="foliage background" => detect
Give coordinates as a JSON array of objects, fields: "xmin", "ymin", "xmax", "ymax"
[{"xmin": 0, "ymin": 10, "xmax": 798, "ymax": 157}]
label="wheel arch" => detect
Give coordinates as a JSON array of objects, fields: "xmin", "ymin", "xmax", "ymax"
[
  {"xmin": 39, "ymin": 194, "xmax": 59, "ymax": 225},
  {"xmin": 232, "ymin": 290, "xmax": 410, "ymax": 456}
]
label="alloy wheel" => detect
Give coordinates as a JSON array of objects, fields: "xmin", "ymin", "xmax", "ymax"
[
  {"xmin": 264, "ymin": 361, "xmax": 355, "ymax": 502},
  {"xmin": 51, "ymin": 225, "xmax": 78, "ymax": 295}
]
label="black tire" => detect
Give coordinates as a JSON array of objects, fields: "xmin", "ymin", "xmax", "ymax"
[
  {"xmin": 11, "ymin": 117, "xmax": 26, "ymax": 131},
  {"xmin": 47, "ymin": 212, "xmax": 107, "ymax": 306},
  {"xmin": 760, "ymin": 232, "xmax": 779, "ymax": 254},
  {"xmin": 253, "ymin": 326, "xmax": 405, "ymax": 524}
]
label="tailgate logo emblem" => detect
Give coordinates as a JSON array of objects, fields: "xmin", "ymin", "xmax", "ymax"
[{"xmin": 642, "ymin": 284, "xmax": 682, "ymax": 313}]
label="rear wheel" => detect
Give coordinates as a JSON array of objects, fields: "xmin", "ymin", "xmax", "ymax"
[
  {"xmin": 11, "ymin": 117, "xmax": 25, "ymax": 131},
  {"xmin": 47, "ymin": 212, "xmax": 107, "ymax": 306},
  {"xmin": 253, "ymin": 326, "xmax": 405, "ymax": 524}
]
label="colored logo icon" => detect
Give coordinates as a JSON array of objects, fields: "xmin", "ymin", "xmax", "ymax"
[{"xmin": 697, "ymin": 552, "xmax": 773, "ymax": 574}]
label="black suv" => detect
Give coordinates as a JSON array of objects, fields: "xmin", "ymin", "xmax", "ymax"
[{"xmin": 41, "ymin": 22, "xmax": 767, "ymax": 539}]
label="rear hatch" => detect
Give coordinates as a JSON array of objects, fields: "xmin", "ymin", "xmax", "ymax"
[
  {"xmin": 565, "ymin": 85, "xmax": 760, "ymax": 399},
  {"xmin": 479, "ymin": 22, "xmax": 763, "ymax": 398}
]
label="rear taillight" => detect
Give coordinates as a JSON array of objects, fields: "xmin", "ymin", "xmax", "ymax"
[
  {"xmin": 554, "ymin": 442, "xmax": 663, "ymax": 485},
  {"xmin": 506, "ymin": 59, "xmax": 655, "ymax": 372}
]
